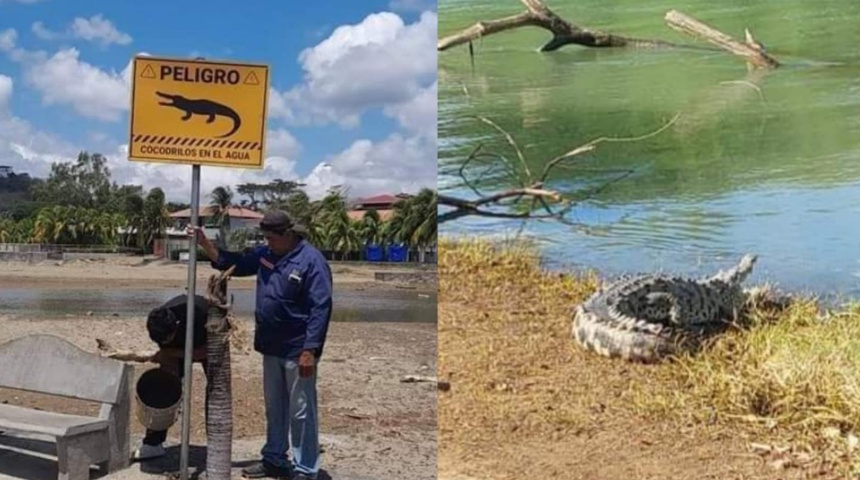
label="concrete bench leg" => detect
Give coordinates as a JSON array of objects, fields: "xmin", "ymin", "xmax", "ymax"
[{"xmin": 57, "ymin": 432, "xmax": 105, "ymax": 480}]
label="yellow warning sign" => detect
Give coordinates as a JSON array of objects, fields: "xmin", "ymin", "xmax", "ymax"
[{"xmin": 128, "ymin": 55, "xmax": 270, "ymax": 169}]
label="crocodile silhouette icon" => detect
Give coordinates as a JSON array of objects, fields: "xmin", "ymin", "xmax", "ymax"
[{"xmin": 155, "ymin": 91, "xmax": 241, "ymax": 138}]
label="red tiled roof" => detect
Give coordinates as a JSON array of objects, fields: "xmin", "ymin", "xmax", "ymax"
[
  {"xmin": 354, "ymin": 194, "xmax": 403, "ymax": 206},
  {"xmin": 169, "ymin": 206, "xmax": 264, "ymax": 219}
]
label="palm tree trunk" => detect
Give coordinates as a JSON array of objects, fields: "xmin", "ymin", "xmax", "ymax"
[{"xmin": 204, "ymin": 266, "xmax": 236, "ymax": 479}]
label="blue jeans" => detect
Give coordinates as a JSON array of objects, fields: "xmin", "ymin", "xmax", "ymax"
[{"xmin": 261, "ymin": 354, "xmax": 320, "ymax": 476}]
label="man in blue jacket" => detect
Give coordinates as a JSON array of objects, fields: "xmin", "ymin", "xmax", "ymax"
[{"xmin": 189, "ymin": 210, "xmax": 332, "ymax": 480}]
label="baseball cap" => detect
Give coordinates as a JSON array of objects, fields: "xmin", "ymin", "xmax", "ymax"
[{"xmin": 260, "ymin": 210, "xmax": 307, "ymax": 237}]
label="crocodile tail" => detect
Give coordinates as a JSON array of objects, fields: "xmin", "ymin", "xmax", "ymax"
[
  {"xmin": 215, "ymin": 112, "xmax": 242, "ymax": 138},
  {"xmin": 572, "ymin": 304, "xmax": 686, "ymax": 363}
]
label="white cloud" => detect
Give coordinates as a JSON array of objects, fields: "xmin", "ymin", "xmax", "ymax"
[
  {"xmin": 266, "ymin": 128, "xmax": 302, "ymax": 159},
  {"xmin": 0, "ymin": 75, "xmax": 11, "ymax": 110},
  {"xmin": 30, "ymin": 14, "xmax": 132, "ymax": 47},
  {"xmin": 0, "ymin": 73, "xmax": 303, "ymax": 203},
  {"xmin": 1, "ymin": 28, "xmax": 133, "ymax": 121},
  {"xmin": 270, "ymin": 10, "xmax": 437, "ymax": 128},
  {"xmin": 31, "ymin": 21, "xmax": 58, "ymax": 40},
  {"xmin": 23, "ymin": 48, "xmax": 132, "ymax": 121},
  {"xmin": 383, "ymin": 80, "xmax": 437, "ymax": 135},
  {"xmin": 0, "ymin": 78, "xmax": 82, "ymax": 180},
  {"xmin": 30, "ymin": 15, "xmax": 132, "ymax": 47},
  {"xmin": 0, "ymin": 28, "xmax": 44, "ymax": 63},
  {"xmin": 0, "ymin": 29, "xmax": 17, "ymax": 51},
  {"xmin": 388, "ymin": 0, "xmax": 437, "ymax": 13},
  {"xmin": 301, "ymin": 132, "xmax": 436, "ymax": 200},
  {"xmin": 108, "ymin": 150, "xmax": 301, "ymax": 203},
  {"xmin": 0, "ymin": 11, "xmax": 436, "ymax": 205},
  {"xmin": 268, "ymin": 11, "xmax": 439, "ymax": 200},
  {"xmin": 70, "ymin": 15, "xmax": 132, "ymax": 47}
]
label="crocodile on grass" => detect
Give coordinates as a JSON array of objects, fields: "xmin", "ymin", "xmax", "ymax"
[{"xmin": 572, "ymin": 254, "xmax": 758, "ymax": 363}]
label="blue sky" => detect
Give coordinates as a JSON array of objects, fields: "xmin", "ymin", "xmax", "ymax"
[{"xmin": 0, "ymin": 0, "xmax": 437, "ymax": 202}]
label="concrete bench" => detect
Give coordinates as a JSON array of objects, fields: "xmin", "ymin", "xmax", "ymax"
[{"xmin": 0, "ymin": 334, "xmax": 133, "ymax": 480}]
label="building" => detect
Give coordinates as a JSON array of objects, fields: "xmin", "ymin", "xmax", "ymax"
[
  {"xmin": 347, "ymin": 193, "xmax": 411, "ymax": 222},
  {"xmin": 168, "ymin": 206, "xmax": 264, "ymax": 231},
  {"xmin": 157, "ymin": 206, "xmax": 264, "ymax": 260}
]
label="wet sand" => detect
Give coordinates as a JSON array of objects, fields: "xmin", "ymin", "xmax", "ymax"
[{"xmin": 0, "ymin": 256, "xmax": 436, "ymax": 292}]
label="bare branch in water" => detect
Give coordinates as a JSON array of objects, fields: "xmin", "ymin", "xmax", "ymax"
[{"xmin": 439, "ymin": 114, "xmax": 680, "ymax": 224}]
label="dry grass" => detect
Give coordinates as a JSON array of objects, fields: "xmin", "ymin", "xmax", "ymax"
[
  {"xmin": 438, "ymin": 237, "xmax": 860, "ymax": 477},
  {"xmin": 438, "ymin": 237, "xmax": 602, "ymax": 440},
  {"xmin": 635, "ymin": 295, "xmax": 860, "ymax": 470}
]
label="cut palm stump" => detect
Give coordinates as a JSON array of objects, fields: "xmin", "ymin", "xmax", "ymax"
[
  {"xmin": 96, "ymin": 265, "xmax": 242, "ymax": 480},
  {"xmin": 203, "ymin": 265, "xmax": 237, "ymax": 480}
]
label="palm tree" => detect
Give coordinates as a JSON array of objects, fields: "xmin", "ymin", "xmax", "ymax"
[
  {"xmin": 315, "ymin": 191, "xmax": 358, "ymax": 259},
  {"xmin": 204, "ymin": 269, "xmax": 235, "ymax": 480},
  {"xmin": 210, "ymin": 186, "xmax": 234, "ymax": 248},
  {"xmin": 142, "ymin": 188, "xmax": 170, "ymax": 254},
  {"xmin": 408, "ymin": 189, "xmax": 437, "ymax": 262},
  {"xmin": 382, "ymin": 190, "xmax": 437, "ymax": 262},
  {"xmin": 358, "ymin": 209, "xmax": 383, "ymax": 246}
]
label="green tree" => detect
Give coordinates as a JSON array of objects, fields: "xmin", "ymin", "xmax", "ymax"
[
  {"xmin": 32, "ymin": 152, "xmax": 113, "ymax": 209},
  {"xmin": 141, "ymin": 188, "xmax": 169, "ymax": 254},
  {"xmin": 210, "ymin": 186, "xmax": 234, "ymax": 248},
  {"xmin": 358, "ymin": 209, "xmax": 384, "ymax": 246}
]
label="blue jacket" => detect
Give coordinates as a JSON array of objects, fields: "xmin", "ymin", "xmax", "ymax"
[{"xmin": 210, "ymin": 239, "xmax": 333, "ymax": 359}]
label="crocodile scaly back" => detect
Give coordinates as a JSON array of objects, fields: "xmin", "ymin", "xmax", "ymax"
[{"xmin": 572, "ymin": 254, "xmax": 758, "ymax": 363}]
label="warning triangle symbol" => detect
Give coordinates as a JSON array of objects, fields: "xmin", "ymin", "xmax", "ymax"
[
  {"xmin": 244, "ymin": 71, "xmax": 260, "ymax": 85},
  {"xmin": 140, "ymin": 65, "xmax": 156, "ymax": 79}
]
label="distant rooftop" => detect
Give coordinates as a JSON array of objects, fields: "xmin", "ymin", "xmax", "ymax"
[
  {"xmin": 169, "ymin": 206, "xmax": 264, "ymax": 219},
  {"xmin": 352, "ymin": 193, "xmax": 411, "ymax": 208}
]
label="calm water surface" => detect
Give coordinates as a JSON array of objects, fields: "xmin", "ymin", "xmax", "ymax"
[
  {"xmin": 0, "ymin": 287, "xmax": 437, "ymax": 323},
  {"xmin": 439, "ymin": 0, "xmax": 860, "ymax": 298}
]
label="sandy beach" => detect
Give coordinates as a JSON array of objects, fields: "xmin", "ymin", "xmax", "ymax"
[{"xmin": 0, "ymin": 258, "xmax": 438, "ymax": 480}]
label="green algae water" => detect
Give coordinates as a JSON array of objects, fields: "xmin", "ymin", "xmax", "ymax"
[{"xmin": 438, "ymin": 0, "xmax": 860, "ymax": 299}]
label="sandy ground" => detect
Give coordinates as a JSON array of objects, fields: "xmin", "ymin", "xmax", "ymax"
[{"xmin": 0, "ymin": 259, "xmax": 437, "ymax": 480}]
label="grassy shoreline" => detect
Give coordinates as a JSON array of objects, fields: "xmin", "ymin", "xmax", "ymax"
[{"xmin": 438, "ymin": 237, "xmax": 860, "ymax": 477}]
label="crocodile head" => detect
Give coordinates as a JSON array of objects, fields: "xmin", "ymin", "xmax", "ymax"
[
  {"xmin": 155, "ymin": 91, "xmax": 183, "ymax": 106},
  {"xmin": 707, "ymin": 254, "xmax": 757, "ymax": 286}
]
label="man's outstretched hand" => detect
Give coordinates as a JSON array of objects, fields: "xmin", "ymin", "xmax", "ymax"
[
  {"xmin": 299, "ymin": 349, "xmax": 316, "ymax": 378},
  {"xmin": 185, "ymin": 225, "xmax": 218, "ymax": 261}
]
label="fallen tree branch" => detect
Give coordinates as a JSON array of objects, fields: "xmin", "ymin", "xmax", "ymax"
[
  {"xmin": 665, "ymin": 10, "xmax": 779, "ymax": 68},
  {"xmin": 401, "ymin": 375, "xmax": 439, "ymax": 384},
  {"xmin": 439, "ymin": 113, "xmax": 679, "ymax": 223},
  {"xmin": 96, "ymin": 338, "xmax": 156, "ymax": 363},
  {"xmin": 438, "ymin": 0, "xmax": 682, "ymax": 52},
  {"xmin": 439, "ymin": 1, "xmax": 781, "ymax": 71},
  {"xmin": 401, "ymin": 374, "xmax": 452, "ymax": 392},
  {"xmin": 537, "ymin": 112, "xmax": 681, "ymax": 184},
  {"xmin": 438, "ymin": 190, "xmax": 569, "ymax": 223},
  {"xmin": 674, "ymin": 67, "xmax": 770, "ymax": 136}
]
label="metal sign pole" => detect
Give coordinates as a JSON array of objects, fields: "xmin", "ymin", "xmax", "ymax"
[
  {"xmin": 179, "ymin": 163, "xmax": 201, "ymax": 480},
  {"xmin": 127, "ymin": 54, "xmax": 269, "ymax": 476}
]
